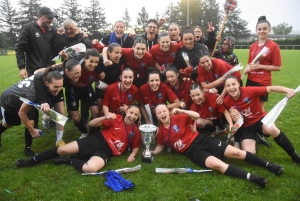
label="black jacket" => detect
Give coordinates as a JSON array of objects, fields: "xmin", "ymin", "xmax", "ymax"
[
  {"xmin": 53, "ymin": 33, "xmax": 92, "ymax": 59},
  {"xmin": 15, "ymin": 21, "xmax": 57, "ymax": 73},
  {"xmin": 123, "ymin": 32, "xmax": 159, "ymax": 50},
  {"xmin": 195, "ymin": 31, "xmax": 216, "ymax": 53}
]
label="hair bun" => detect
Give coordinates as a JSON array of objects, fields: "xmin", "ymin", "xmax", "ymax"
[{"xmin": 258, "ymin": 16, "xmax": 266, "ymax": 22}]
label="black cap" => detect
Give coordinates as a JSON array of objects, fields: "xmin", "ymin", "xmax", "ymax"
[{"xmin": 39, "ymin": 6, "xmax": 58, "ymax": 18}]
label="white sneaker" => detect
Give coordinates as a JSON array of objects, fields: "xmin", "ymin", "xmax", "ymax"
[
  {"xmin": 42, "ymin": 120, "xmax": 50, "ymax": 129},
  {"xmin": 79, "ymin": 133, "xmax": 88, "ymax": 139}
]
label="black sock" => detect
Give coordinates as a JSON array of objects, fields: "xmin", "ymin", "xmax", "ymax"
[
  {"xmin": 24, "ymin": 128, "xmax": 33, "ymax": 148},
  {"xmin": 224, "ymin": 165, "xmax": 248, "ymax": 179},
  {"xmin": 244, "ymin": 151, "xmax": 267, "ymax": 167},
  {"xmin": 74, "ymin": 119, "xmax": 88, "ymax": 133},
  {"xmin": 0, "ymin": 123, "xmax": 7, "ymax": 134},
  {"xmin": 34, "ymin": 147, "xmax": 59, "ymax": 162},
  {"xmin": 34, "ymin": 109, "xmax": 39, "ymax": 128},
  {"xmin": 274, "ymin": 131, "xmax": 295, "ymax": 156},
  {"xmin": 70, "ymin": 158, "xmax": 86, "ymax": 172}
]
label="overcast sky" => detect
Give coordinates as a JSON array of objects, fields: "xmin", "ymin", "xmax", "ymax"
[{"xmin": 10, "ymin": 0, "xmax": 300, "ymax": 33}]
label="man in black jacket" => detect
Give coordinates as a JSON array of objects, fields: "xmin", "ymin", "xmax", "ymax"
[
  {"xmin": 15, "ymin": 6, "xmax": 59, "ymax": 156},
  {"xmin": 16, "ymin": 6, "xmax": 58, "ymax": 79},
  {"xmin": 53, "ymin": 19, "xmax": 92, "ymax": 59}
]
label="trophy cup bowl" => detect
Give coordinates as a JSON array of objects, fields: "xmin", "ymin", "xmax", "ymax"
[{"xmin": 139, "ymin": 124, "xmax": 158, "ymax": 163}]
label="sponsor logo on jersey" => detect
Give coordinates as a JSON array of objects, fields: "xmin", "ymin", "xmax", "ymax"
[
  {"xmin": 113, "ymin": 140, "xmax": 124, "ymax": 150},
  {"xmin": 128, "ymin": 94, "xmax": 133, "ymax": 101},
  {"xmin": 208, "ymin": 107, "xmax": 213, "ymax": 113},
  {"xmin": 174, "ymin": 139, "xmax": 187, "ymax": 151},
  {"xmin": 157, "ymin": 93, "xmax": 163, "ymax": 99},
  {"xmin": 241, "ymin": 107, "xmax": 253, "ymax": 117},
  {"xmin": 35, "ymin": 32, "xmax": 40, "ymax": 37},
  {"xmin": 173, "ymin": 125, "xmax": 179, "ymax": 133}
]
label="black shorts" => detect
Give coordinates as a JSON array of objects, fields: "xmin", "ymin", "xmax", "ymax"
[
  {"xmin": 238, "ymin": 118, "xmax": 265, "ymax": 142},
  {"xmin": 95, "ymin": 87, "xmax": 105, "ymax": 99},
  {"xmin": 246, "ymin": 79, "xmax": 268, "ymax": 101},
  {"xmin": 48, "ymin": 90, "xmax": 64, "ymax": 108},
  {"xmin": 1, "ymin": 106, "xmax": 35, "ymax": 126},
  {"xmin": 196, "ymin": 119, "xmax": 222, "ymax": 134},
  {"xmin": 65, "ymin": 86, "xmax": 98, "ymax": 111},
  {"xmin": 76, "ymin": 132, "xmax": 113, "ymax": 164},
  {"xmin": 184, "ymin": 133, "xmax": 228, "ymax": 168}
]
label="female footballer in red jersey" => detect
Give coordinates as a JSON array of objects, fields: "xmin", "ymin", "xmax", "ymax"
[
  {"xmin": 165, "ymin": 66, "xmax": 193, "ymax": 109},
  {"xmin": 139, "ymin": 68, "xmax": 180, "ymax": 125},
  {"xmin": 149, "ymin": 104, "xmax": 285, "ymax": 188},
  {"xmin": 189, "ymin": 83, "xmax": 232, "ymax": 136},
  {"xmin": 244, "ymin": 16, "xmax": 282, "ymax": 110},
  {"xmin": 102, "ymin": 68, "xmax": 138, "ymax": 115},
  {"xmin": 103, "ymin": 37, "xmax": 155, "ymax": 88},
  {"xmin": 65, "ymin": 49, "xmax": 101, "ymax": 138},
  {"xmin": 16, "ymin": 104, "xmax": 141, "ymax": 173},
  {"xmin": 197, "ymin": 49, "xmax": 241, "ymax": 96},
  {"xmin": 223, "ymin": 76, "xmax": 300, "ymax": 163},
  {"xmin": 150, "ymin": 32, "xmax": 181, "ymax": 72}
]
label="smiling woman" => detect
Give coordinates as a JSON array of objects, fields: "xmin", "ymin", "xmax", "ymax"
[
  {"xmin": 0, "ymin": 69, "xmax": 63, "ymax": 155},
  {"xmin": 138, "ymin": 68, "xmax": 180, "ymax": 125},
  {"xmin": 102, "ymin": 68, "xmax": 139, "ymax": 115}
]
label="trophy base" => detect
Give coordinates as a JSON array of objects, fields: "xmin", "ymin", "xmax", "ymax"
[{"xmin": 142, "ymin": 155, "xmax": 154, "ymax": 163}]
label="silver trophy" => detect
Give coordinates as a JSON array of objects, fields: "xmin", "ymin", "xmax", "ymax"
[{"xmin": 139, "ymin": 124, "xmax": 158, "ymax": 163}]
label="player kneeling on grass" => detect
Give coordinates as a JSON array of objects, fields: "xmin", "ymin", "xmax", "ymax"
[
  {"xmin": 149, "ymin": 104, "xmax": 284, "ymax": 188},
  {"xmin": 0, "ymin": 70, "xmax": 63, "ymax": 156},
  {"xmin": 223, "ymin": 75, "xmax": 300, "ymax": 163},
  {"xmin": 16, "ymin": 105, "xmax": 141, "ymax": 173}
]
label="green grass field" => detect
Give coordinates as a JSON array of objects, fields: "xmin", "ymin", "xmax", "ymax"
[{"xmin": 0, "ymin": 50, "xmax": 300, "ymax": 201}]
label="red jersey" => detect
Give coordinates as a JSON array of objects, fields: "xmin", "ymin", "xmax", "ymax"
[
  {"xmin": 101, "ymin": 114, "xmax": 141, "ymax": 156},
  {"xmin": 156, "ymin": 114, "xmax": 198, "ymax": 153},
  {"xmin": 139, "ymin": 82, "xmax": 178, "ymax": 108},
  {"xmin": 190, "ymin": 93, "xmax": 226, "ymax": 120},
  {"xmin": 150, "ymin": 43, "xmax": 181, "ymax": 67},
  {"xmin": 92, "ymin": 43, "xmax": 105, "ymax": 53},
  {"xmin": 247, "ymin": 40, "xmax": 281, "ymax": 86},
  {"xmin": 69, "ymin": 64, "xmax": 100, "ymax": 88},
  {"xmin": 198, "ymin": 58, "xmax": 241, "ymax": 86},
  {"xmin": 121, "ymin": 48, "xmax": 155, "ymax": 79},
  {"xmin": 223, "ymin": 86, "xmax": 267, "ymax": 127},
  {"xmin": 167, "ymin": 78, "xmax": 193, "ymax": 109},
  {"xmin": 102, "ymin": 82, "xmax": 139, "ymax": 114}
]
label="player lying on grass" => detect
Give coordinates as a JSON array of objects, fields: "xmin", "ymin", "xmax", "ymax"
[{"xmin": 16, "ymin": 105, "xmax": 141, "ymax": 173}]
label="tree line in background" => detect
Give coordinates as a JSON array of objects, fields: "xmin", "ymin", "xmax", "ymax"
[{"xmin": 0, "ymin": 0, "xmax": 294, "ymax": 49}]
